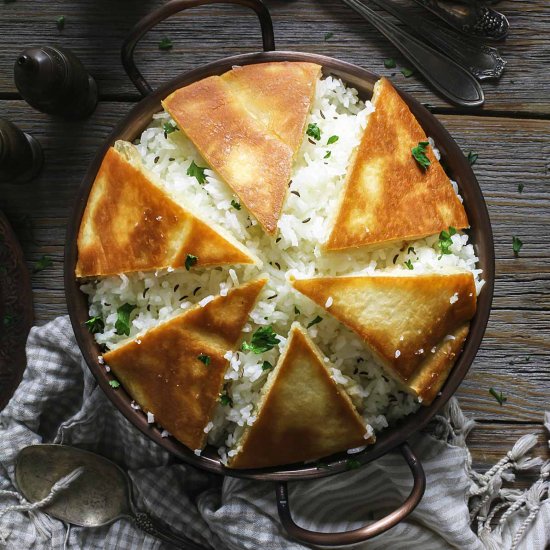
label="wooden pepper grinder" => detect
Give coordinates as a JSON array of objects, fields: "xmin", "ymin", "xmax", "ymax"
[
  {"xmin": 14, "ymin": 46, "xmax": 98, "ymax": 119},
  {"xmin": 0, "ymin": 119, "xmax": 43, "ymax": 185}
]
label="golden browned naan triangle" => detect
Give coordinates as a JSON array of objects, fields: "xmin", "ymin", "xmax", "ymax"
[
  {"xmin": 230, "ymin": 323, "xmax": 370, "ymax": 469},
  {"xmin": 291, "ymin": 271, "xmax": 476, "ymax": 400},
  {"xmin": 326, "ymin": 78, "xmax": 469, "ymax": 251},
  {"xmin": 103, "ymin": 277, "xmax": 267, "ymax": 451},
  {"xmin": 162, "ymin": 76, "xmax": 294, "ymax": 234},
  {"xmin": 76, "ymin": 141, "xmax": 257, "ymax": 278},
  {"xmin": 221, "ymin": 62, "xmax": 321, "ymax": 154}
]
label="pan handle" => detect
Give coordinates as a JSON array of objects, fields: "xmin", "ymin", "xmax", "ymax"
[
  {"xmin": 121, "ymin": 0, "xmax": 275, "ymax": 97},
  {"xmin": 275, "ymin": 442, "xmax": 426, "ymax": 546}
]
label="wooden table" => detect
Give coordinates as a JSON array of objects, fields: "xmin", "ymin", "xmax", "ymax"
[{"xmin": 1, "ymin": 0, "xmax": 548, "ymax": 479}]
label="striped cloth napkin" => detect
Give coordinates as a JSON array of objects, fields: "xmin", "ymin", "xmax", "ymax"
[{"xmin": 0, "ymin": 316, "xmax": 548, "ymax": 550}]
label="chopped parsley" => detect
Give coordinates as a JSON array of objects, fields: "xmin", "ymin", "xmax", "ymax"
[
  {"xmin": 241, "ymin": 325, "xmax": 280, "ymax": 354},
  {"xmin": 109, "ymin": 380, "xmax": 121, "ymax": 389},
  {"xmin": 324, "ymin": 31, "xmax": 334, "ymax": 41},
  {"xmin": 158, "ymin": 37, "xmax": 173, "ymax": 50},
  {"xmin": 33, "ymin": 255, "xmax": 53, "ymax": 273},
  {"xmin": 489, "ymin": 387, "xmax": 507, "ymax": 406},
  {"xmin": 231, "ymin": 199, "xmax": 241, "ymax": 210},
  {"xmin": 346, "ymin": 458, "xmax": 361, "ymax": 470},
  {"xmin": 307, "ymin": 315, "xmax": 323, "ymax": 328},
  {"xmin": 512, "ymin": 236, "xmax": 523, "ymax": 257},
  {"xmin": 185, "ymin": 253, "xmax": 198, "ymax": 271},
  {"xmin": 294, "ymin": 305, "xmax": 301, "ymax": 315},
  {"xmin": 518, "ymin": 183, "xmax": 524, "ymax": 193},
  {"xmin": 324, "ymin": 151, "xmax": 331, "ymax": 159},
  {"xmin": 404, "ymin": 259, "xmax": 414, "ymax": 270},
  {"xmin": 467, "ymin": 151, "xmax": 478, "ymax": 166},
  {"xmin": 220, "ymin": 393, "xmax": 233, "ymax": 407},
  {"xmin": 401, "ymin": 67, "xmax": 415, "ymax": 78},
  {"xmin": 197, "ymin": 354, "xmax": 211, "ymax": 366},
  {"xmin": 438, "ymin": 226, "xmax": 457, "ymax": 255},
  {"xmin": 411, "ymin": 141, "xmax": 431, "ymax": 170},
  {"xmin": 163, "ymin": 122, "xmax": 178, "ymax": 134},
  {"xmin": 306, "ymin": 123, "xmax": 321, "ymax": 141},
  {"xmin": 115, "ymin": 303, "xmax": 136, "ymax": 336},
  {"xmin": 261, "ymin": 360, "xmax": 273, "ymax": 371},
  {"xmin": 384, "ymin": 58, "xmax": 396, "ymax": 69},
  {"xmin": 85, "ymin": 316, "xmax": 104, "ymax": 334},
  {"xmin": 56, "ymin": 15, "xmax": 65, "ymax": 31},
  {"xmin": 327, "ymin": 135, "xmax": 339, "ymax": 145},
  {"xmin": 186, "ymin": 160, "xmax": 207, "ymax": 184}
]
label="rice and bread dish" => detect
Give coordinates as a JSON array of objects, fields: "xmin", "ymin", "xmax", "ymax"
[{"xmin": 77, "ymin": 62, "xmax": 483, "ymax": 468}]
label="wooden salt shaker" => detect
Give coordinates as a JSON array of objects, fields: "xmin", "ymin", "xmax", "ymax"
[
  {"xmin": 0, "ymin": 119, "xmax": 43, "ymax": 185},
  {"xmin": 14, "ymin": 46, "xmax": 98, "ymax": 119}
]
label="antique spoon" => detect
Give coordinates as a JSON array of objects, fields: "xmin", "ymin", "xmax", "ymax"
[
  {"xmin": 368, "ymin": 0, "xmax": 506, "ymax": 80},
  {"xmin": 412, "ymin": 0, "xmax": 509, "ymax": 41},
  {"xmin": 15, "ymin": 444, "xmax": 205, "ymax": 550},
  {"xmin": 341, "ymin": 0, "xmax": 484, "ymax": 107}
]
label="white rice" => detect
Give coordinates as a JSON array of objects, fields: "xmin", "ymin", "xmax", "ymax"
[{"xmin": 82, "ymin": 75, "xmax": 484, "ymax": 461}]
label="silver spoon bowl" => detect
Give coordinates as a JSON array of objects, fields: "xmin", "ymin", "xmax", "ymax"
[{"xmin": 15, "ymin": 444, "xmax": 205, "ymax": 549}]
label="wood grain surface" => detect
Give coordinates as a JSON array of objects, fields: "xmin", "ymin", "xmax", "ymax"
[{"xmin": 0, "ymin": 0, "xmax": 548, "ymax": 475}]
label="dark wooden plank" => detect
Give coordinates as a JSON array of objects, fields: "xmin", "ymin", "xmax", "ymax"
[
  {"xmin": 0, "ymin": 0, "xmax": 549, "ymax": 113},
  {"xmin": 1, "ymin": 100, "xmax": 549, "ymax": 423}
]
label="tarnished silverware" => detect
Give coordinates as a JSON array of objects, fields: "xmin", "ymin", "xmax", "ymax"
[
  {"xmin": 412, "ymin": 0, "xmax": 509, "ymax": 40},
  {"xmin": 15, "ymin": 444, "xmax": 205, "ymax": 550},
  {"xmin": 341, "ymin": 0, "xmax": 484, "ymax": 107},
  {"xmin": 369, "ymin": 0, "xmax": 506, "ymax": 80}
]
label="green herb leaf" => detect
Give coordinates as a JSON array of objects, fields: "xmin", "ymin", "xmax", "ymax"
[
  {"xmin": 33, "ymin": 255, "xmax": 53, "ymax": 273},
  {"xmin": 85, "ymin": 316, "xmax": 104, "ymax": 334},
  {"xmin": 307, "ymin": 315, "xmax": 323, "ymax": 328},
  {"xmin": 159, "ymin": 37, "xmax": 173, "ymax": 50},
  {"xmin": 404, "ymin": 259, "xmax": 414, "ymax": 270},
  {"xmin": 346, "ymin": 459, "xmax": 361, "ymax": 470},
  {"xmin": 220, "ymin": 393, "xmax": 233, "ymax": 407},
  {"xmin": 198, "ymin": 354, "xmax": 211, "ymax": 366},
  {"xmin": 324, "ymin": 31, "xmax": 334, "ymax": 41},
  {"xmin": 294, "ymin": 305, "xmax": 301, "ymax": 315},
  {"xmin": 384, "ymin": 58, "xmax": 396, "ymax": 69},
  {"xmin": 186, "ymin": 160, "xmax": 207, "ymax": 184},
  {"xmin": 115, "ymin": 303, "xmax": 136, "ymax": 336},
  {"xmin": 327, "ymin": 135, "xmax": 339, "ymax": 145},
  {"xmin": 241, "ymin": 325, "xmax": 280, "ymax": 354},
  {"xmin": 411, "ymin": 141, "xmax": 431, "ymax": 170},
  {"xmin": 324, "ymin": 151, "xmax": 331, "ymax": 159},
  {"xmin": 512, "ymin": 236, "xmax": 523, "ymax": 257},
  {"xmin": 231, "ymin": 199, "xmax": 241, "ymax": 210},
  {"xmin": 306, "ymin": 123, "xmax": 321, "ymax": 141},
  {"xmin": 438, "ymin": 226, "xmax": 457, "ymax": 255},
  {"xmin": 163, "ymin": 122, "xmax": 178, "ymax": 134},
  {"xmin": 401, "ymin": 67, "xmax": 415, "ymax": 78},
  {"xmin": 56, "ymin": 15, "xmax": 65, "ymax": 31},
  {"xmin": 518, "ymin": 183, "xmax": 524, "ymax": 193},
  {"xmin": 261, "ymin": 360, "xmax": 273, "ymax": 371},
  {"xmin": 489, "ymin": 387, "xmax": 507, "ymax": 406},
  {"xmin": 109, "ymin": 380, "xmax": 121, "ymax": 389},
  {"xmin": 467, "ymin": 151, "xmax": 478, "ymax": 166},
  {"xmin": 185, "ymin": 253, "xmax": 198, "ymax": 271}
]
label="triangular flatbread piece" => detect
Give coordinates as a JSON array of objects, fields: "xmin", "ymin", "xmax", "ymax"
[
  {"xmin": 162, "ymin": 75, "xmax": 294, "ymax": 234},
  {"xmin": 230, "ymin": 323, "xmax": 370, "ymax": 469},
  {"xmin": 326, "ymin": 78, "xmax": 469, "ymax": 251},
  {"xmin": 76, "ymin": 141, "xmax": 257, "ymax": 278},
  {"xmin": 292, "ymin": 271, "xmax": 476, "ymax": 397},
  {"xmin": 103, "ymin": 277, "xmax": 268, "ymax": 451},
  {"xmin": 221, "ymin": 62, "xmax": 321, "ymax": 154}
]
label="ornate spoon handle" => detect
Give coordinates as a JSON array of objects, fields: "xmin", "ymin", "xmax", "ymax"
[
  {"xmin": 134, "ymin": 512, "xmax": 207, "ymax": 550},
  {"xmin": 368, "ymin": 0, "xmax": 506, "ymax": 80},
  {"xmin": 341, "ymin": 0, "xmax": 484, "ymax": 107}
]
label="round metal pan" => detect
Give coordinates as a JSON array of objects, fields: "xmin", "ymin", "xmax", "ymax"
[{"xmin": 64, "ymin": 0, "xmax": 495, "ymax": 545}]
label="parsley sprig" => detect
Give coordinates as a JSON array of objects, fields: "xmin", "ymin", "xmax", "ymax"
[
  {"xmin": 241, "ymin": 326, "xmax": 280, "ymax": 354},
  {"xmin": 438, "ymin": 226, "xmax": 457, "ymax": 256},
  {"xmin": 306, "ymin": 123, "xmax": 321, "ymax": 141},
  {"xmin": 115, "ymin": 303, "xmax": 136, "ymax": 336},
  {"xmin": 411, "ymin": 141, "xmax": 431, "ymax": 170},
  {"xmin": 512, "ymin": 236, "xmax": 523, "ymax": 257},
  {"xmin": 489, "ymin": 387, "xmax": 507, "ymax": 406},
  {"xmin": 185, "ymin": 253, "xmax": 198, "ymax": 271},
  {"xmin": 187, "ymin": 160, "xmax": 207, "ymax": 184},
  {"xmin": 197, "ymin": 354, "xmax": 211, "ymax": 366},
  {"xmin": 85, "ymin": 316, "xmax": 104, "ymax": 334}
]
